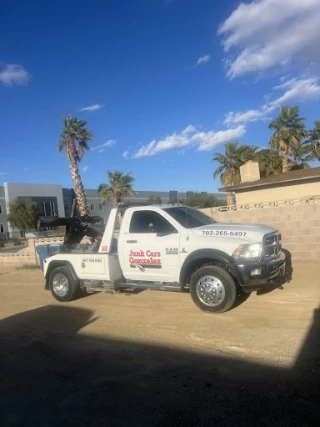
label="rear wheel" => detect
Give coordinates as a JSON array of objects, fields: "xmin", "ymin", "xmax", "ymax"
[
  {"xmin": 49, "ymin": 266, "xmax": 79, "ymax": 302},
  {"xmin": 190, "ymin": 266, "xmax": 237, "ymax": 313}
]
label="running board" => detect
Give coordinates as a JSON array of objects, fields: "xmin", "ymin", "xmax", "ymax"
[
  {"xmin": 81, "ymin": 280, "xmax": 117, "ymax": 294},
  {"xmin": 120, "ymin": 282, "xmax": 182, "ymax": 292}
]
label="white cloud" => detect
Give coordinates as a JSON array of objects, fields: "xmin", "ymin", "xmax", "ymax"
[
  {"xmin": 123, "ymin": 151, "xmax": 129, "ymax": 159},
  {"xmin": 132, "ymin": 124, "xmax": 246, "ymax": 158},
  {"xmin": 0, "ymin": 64, "xmax": 31, "ymax": 87},
  {"xmin": 224, "ymin": 110, "xmax": 265, "ymax": 126},
  {"xmin": 269, "ymin": 77, "xmax": 320, "ymax": 107},
  {"xmin": 195, "ymin": 55, "xmax": 211, "ymax": 67},
  {"xmin": 0, "ymin": 172, "xmax": 7, "ymax": 176},
  {"xmin": 181, "ymin": 124, "xmax": 196, "ymax": 135},
  {"xmin": 91, "ymin": 140, "xmax": 116, "ymax": 151},
  {"xmin": 224, "ymin": 77, "xmax": 320, "ymax": 126},
  {"xmin": 279, "ymin": 75, "xmax": 290, "ymax": 83},
  {"xmin": 218, "ymin": 0, "xmax": 320, "ymax": 78},
  {"xmin": 82, "ymin": 166, "xmax": 89, "ymax": 172},
  {"xmin": 79, "ymin": 104, "xmax": 104, "ymax": 112},
  {"xmin": 192, "ymin": 126, "xmax": 246, "ymax": 151}
]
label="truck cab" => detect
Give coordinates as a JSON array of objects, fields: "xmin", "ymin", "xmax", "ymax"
[{"xmin": 43, "ymin": 205, "xmax": 286, "ymax": 313}]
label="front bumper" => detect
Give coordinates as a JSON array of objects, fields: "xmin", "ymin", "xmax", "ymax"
[{"xmin": 236, "ymin": 251, "xmax": 286, "ymax": 292}]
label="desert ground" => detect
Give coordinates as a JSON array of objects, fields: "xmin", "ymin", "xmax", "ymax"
[{"xmin": 0, "ymin": 264, "xmax": 319, "ymax": 426}]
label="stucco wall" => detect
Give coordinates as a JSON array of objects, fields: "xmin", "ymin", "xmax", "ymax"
[
  {"xmin": 0, "ymin": 237, "xmax": 65, "ymax": 268},
  {"xmin": 200, "ymin": 196, "xmax": 320, "ymax": 263},
  {"xmin": 235, "ymin": 180, "xmax": 320, "ymax": 204},
  {"xmin": 0, "ymin": 252, "xmax": 37, "ymax": 267}
]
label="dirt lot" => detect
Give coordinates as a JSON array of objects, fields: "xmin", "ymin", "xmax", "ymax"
[{"xmin": 0, "ymin": 264, "xmax": 319, "ymax": 426}]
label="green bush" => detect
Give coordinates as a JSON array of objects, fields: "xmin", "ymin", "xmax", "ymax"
[
  {"xmin": 15, "ymin": 264, "xmax": 39, "ymax": 270},
  {"xmin": 180, "ymin": 194, "xmax": 226, "ymax": 209},
  {"xmin": 13, "ymin": 240, "xmax": 22, "ymax": 246},
  {"xmin": 0, "ymin": 242, "xmax": 5, "ymax": 248}
]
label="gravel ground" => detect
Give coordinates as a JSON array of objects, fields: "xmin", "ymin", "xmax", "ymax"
[{"xmin": 0, "ymin": 264, "xmax": 319, "ymax": 426}]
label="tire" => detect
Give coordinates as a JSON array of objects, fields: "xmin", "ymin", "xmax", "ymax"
[
  {"xmin": 49, "ymin": 266, "xmax": 79, "ymax": 302},
  {"xmin": 190, "ymin": 265, "xmax": 237, "ymax": 313}
]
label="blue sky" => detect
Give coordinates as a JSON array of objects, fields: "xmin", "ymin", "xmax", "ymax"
[{"xmin": 1, "ymin": 0, "xmax": 320, "ymax": 193}]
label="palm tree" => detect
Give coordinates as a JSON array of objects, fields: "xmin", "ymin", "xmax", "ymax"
[
  {"xmin": 268, "ymin": 106, "xmax": 307, "ymax": 173},
  {"xmin": 58, "ymin": 116, "xmax": 93, "ymax": 216},
  {"xmin": 289, "ymin": 145, "xmax": 310, "ymax": 170},
  {"xmin": 256, "ymin": 149, "xmax": 282, "ymax": 177},
  {"xmin": 213, "ymin": 142, "xmax": 256, "ymax": 206},
  {"xmin": 304, "ymin": 120, "xmax": 320, "ymax": 161},
  {"xmin": 98, "ymin": 170, "xmax": 137, "ymax": 207}
]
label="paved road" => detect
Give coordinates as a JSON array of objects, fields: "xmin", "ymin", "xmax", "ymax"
[{"xmin": 0, "ymin": 264, "xmax": 319, "ymax": 426}]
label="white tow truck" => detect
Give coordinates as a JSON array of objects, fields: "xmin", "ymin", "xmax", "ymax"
[{"xmin": 42, "ymin": 205, "xmax": 285, "ymax": 313}]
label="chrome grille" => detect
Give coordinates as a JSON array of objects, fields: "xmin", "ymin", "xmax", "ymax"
[{"xmin": 263, "ymin": 232, "xmax": 282, "ymax": 259}]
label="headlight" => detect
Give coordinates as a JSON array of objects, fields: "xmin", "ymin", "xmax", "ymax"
[{"xmin": 233, "ymin": 243, "xmax": 261, "ymax": 259}]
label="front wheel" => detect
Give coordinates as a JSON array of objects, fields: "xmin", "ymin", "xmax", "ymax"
[
  {"xmin": 49, "ymin": 266, "xmax": 79, "ymax": 302},
  {"xmin": 190, "ymin": 266, "xmax": 237, "ymax": 313}
]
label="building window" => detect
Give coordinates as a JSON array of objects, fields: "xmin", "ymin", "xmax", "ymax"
[
  {"xmin": 64, "ymin": 198, "xmax": 70, "ymax": 217},
  {"xmin": 90, "ymin": 204, "xmax": 95, "ymax": 211},
  {"xmin": 99, "ymin": 204, "xmax": 103, "ymax": 210},
  {"xmin": 0, "ymin": 205, "xmax": 2, "ymax": 214},
  {"xmin": 41, "ymin": 201, "xmax": 56, "ymax": 217},
  {"xmin": 0, "ymin": 224, "xmax": 4, "ymax": 233}
]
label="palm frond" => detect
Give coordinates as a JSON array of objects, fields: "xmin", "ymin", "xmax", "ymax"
[
  {"xmin": 58, "ymin": 139, "xmax": 67, "ymax": 152},
  {"xmin": 58, "ymin": 115, "xmax": 94, "ymax": 163},
  {"xmin": 99, "ymin": 170, "xmax": 136, "ymax": 205},
  {"xmin": 213, "ymin": 165, "xmax": 226, "ymax": 180}
]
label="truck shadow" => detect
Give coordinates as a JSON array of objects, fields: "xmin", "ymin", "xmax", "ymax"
[{"xmin": 0, "ymin": 301, "xmax": 319, "ymax": 426}]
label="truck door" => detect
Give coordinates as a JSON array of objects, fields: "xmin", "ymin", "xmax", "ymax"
[{"xmin": 119, "ymin": 209, "xmax": 181, "ymax": 282}]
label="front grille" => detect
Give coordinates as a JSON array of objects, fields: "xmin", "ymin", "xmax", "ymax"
[{"xmin": 263, "ymin": 232, "xmax": 282, "ymax": 259}]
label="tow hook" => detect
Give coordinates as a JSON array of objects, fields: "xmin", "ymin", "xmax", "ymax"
[{"xmin": 268, "ymin": 279, "xmax": 284, "ymax": 290}]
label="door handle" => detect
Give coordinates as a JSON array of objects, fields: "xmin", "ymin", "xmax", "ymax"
[{"xmin": 126, "ymin": 240, "xmax": 137, "ymax": 243}]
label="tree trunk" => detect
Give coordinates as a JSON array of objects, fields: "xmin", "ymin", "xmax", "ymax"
[
  {"xmin": 69, "ymin": 163, "xmax": 89, "ymax": 216},
  {"xmin": 282, "ymin": 151, "xmax": 288, "ymax": 173},
  {"xmin": 117, "ymin": 211, "xmax": 123, "ymax": 225},
  {"xmin": 225, "ymin": 169, "xmax": 234, "ymax": 206},
  {"xmin": 67, "ymin": 139, "xmax": 89, "ymax": 216},
  {"xmin": 113, "ymin": 191, "xmax": 121, "ymax": 207},
  {"xmin": 226, "ymin": 191, "xmax": 234, "ymax": 206},
  {"xmin": 113, "ymin": 192, "xmax": 123, "ymax": 225}
]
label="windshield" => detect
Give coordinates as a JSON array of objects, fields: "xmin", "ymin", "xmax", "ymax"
[{"xmin": 163, "ymin": 206, "xmax": 216, "ymax": 229}]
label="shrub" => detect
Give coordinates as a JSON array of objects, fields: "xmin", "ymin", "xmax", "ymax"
[
  {"xmin": 15, "ymin": 264, "xmax": 39, "ymax": 270},
  {"xmin": 13, "ymin": 240, "xmax": 22, "ymax": 246},
  {"xmin": 0, "ymin": 242, "xmax": 4, "ymax": 248},
  {"xmin": 180, "ymin": 194, "xmax": 226, "ymax": 209}
]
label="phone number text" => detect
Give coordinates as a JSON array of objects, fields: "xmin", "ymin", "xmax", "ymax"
[{"xmin": 202, "ymin": 230, "xmax": 247, "ymax": 237}]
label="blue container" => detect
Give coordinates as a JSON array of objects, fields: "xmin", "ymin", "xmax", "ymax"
[
  {"xmin": 48, "ymin": 243, "xmax": 63, "ymax": 256},
  {"xmin": 36, "ymin": 245, "xmax": 50, "ymax": 271}
]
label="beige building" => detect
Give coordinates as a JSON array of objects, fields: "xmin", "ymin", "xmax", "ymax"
[{"xmin": 219, "ymin": 163, "xmax": 320, "ymax": 205}]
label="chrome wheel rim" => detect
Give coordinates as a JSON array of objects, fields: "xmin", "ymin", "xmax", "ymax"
[
  {"xmin": 196, "ymin": 275, "xmax": 225, "ymax": 307},
  {"xmin": 52, "ymin": 273, "xmax": 69, "ymax": 297}
]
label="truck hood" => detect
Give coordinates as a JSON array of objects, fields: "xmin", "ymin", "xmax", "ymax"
[{"xmin": 191, "ymin": 223, "xmax": 277, "ymax": 243}]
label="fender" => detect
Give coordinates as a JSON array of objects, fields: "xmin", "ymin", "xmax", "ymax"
[
  {"xmin": 179, "ymin": 248, "xmax": 243, "ymax": 285},
  {"xmin": 45, "ymin": 260, "xmax": 79, "ymax": 289}
]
